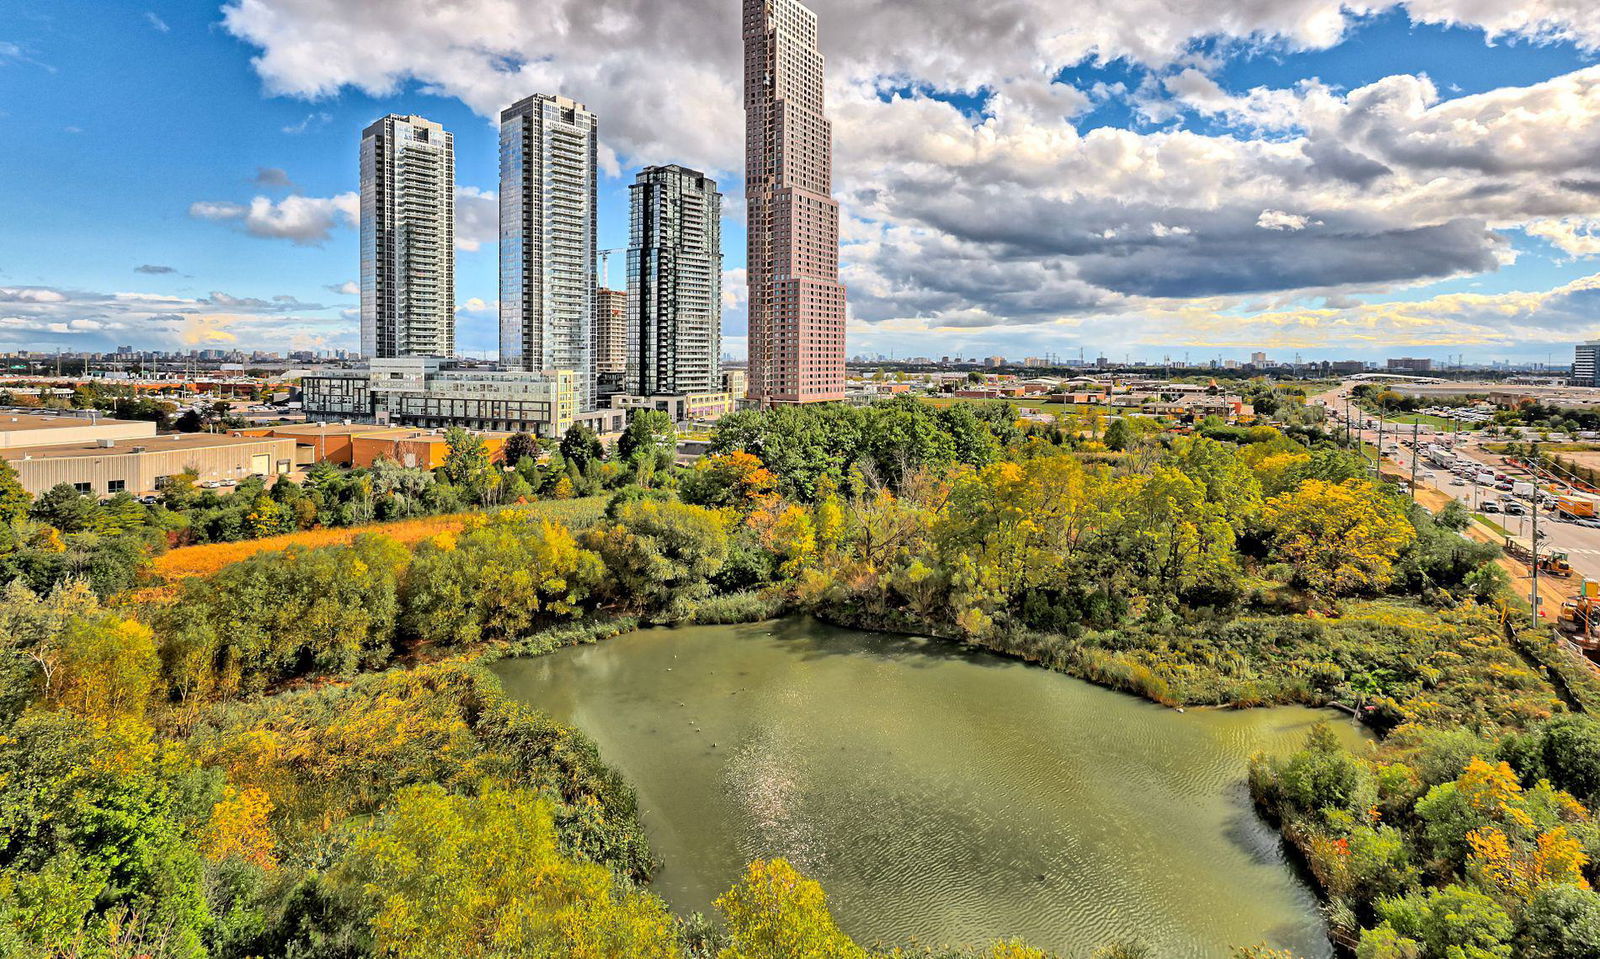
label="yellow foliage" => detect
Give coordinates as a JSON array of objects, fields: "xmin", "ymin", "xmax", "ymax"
[
  {"xmin": 716, "ymin": 859, "xmax": 866, "ymax": 959},
  {"xmin": 203, "ymin": 786, "xmax": 278, "ymax": 869},
  {"xmin": 1261, "ymin": 479, "xmax": 1416, "ymax": 596}
]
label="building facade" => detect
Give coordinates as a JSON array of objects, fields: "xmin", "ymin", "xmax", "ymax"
[
  {"xmin": 1387, "ymin": 357, "xmax": 1434, "ymax": 373},
  {"xmin": 628, "ymin": 165, "xmax": 722, "ymax": 397},
  {"xmin": 595, "ymin": 288, "xmax": 628, "ymax": 376},
  {"xmin": 743, "ymin": 0, "xmax": 846, "ymax": 404},
  {"xmin": 1575, "ymin": 342, "xmax": 1600, "ymax": 387},
  {"xmin": 499, "ymin": 94, "xmax": 599, "ymax": 410},
  {"xmin": 360, "ymin": 115, "xmax": 455, "ymax": 358},
  {"xmin": 2, "ymin": 434, "xmax": 297, "ymax": 497},
  {"xmin": 302, "ymin": 358, "xmax": 577, "ymax": 439}
]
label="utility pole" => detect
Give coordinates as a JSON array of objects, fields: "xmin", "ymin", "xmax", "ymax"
[
  {"xmin": 1376, "ymin": 406, "xmax": 1385, "ymax": 477},
  {"xmin": 1531, "ymin": 442, "xmax": 1542, "ymax": 627},
  {"xmin": 1409, "ymin": 420, "xmax": 1420, "ymax": 503}
]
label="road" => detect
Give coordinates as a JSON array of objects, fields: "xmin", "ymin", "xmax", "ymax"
[{"xmin": 1310, "ymin": 383, "xmax": 1598, "ymax": 619}]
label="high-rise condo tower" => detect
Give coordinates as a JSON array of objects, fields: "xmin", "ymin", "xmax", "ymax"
[
  {"xmin": 628, "ymin": 165, "xmax": 723, "ymax": 396},
  {"xmin": 499, "ymin": 94, "xmax": 598, "ymax": 410},
  {"xmin": 360, "ymin": 114, "xmax": 455, "ymax": 358},
  {"xmin": 743, "ymin": 0, "xmax": 846, "ymax": 403}
]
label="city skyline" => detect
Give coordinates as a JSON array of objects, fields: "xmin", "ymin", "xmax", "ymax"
[{"xmin": 4, "ymin": 2, "xmax": 1600, "ymax": 363}]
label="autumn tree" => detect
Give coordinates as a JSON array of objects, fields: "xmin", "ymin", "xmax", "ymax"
[
  {"xmin": 336, "ymin": 786, "xmax": 682, "ymax": 959},
  {"xmin": 1261, "ymin": 479, "xmax": 1416, "ymax": 595},
  {"xmin": 716, "ymin": 858, "xmax": 866, "ymax": 959},
  {"xmin": 681, "ymin": 451, "xmax": 779, "ymax": 512}
]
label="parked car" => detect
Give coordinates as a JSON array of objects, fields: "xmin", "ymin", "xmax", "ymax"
[
  {"xmin": 1504, "ymin": 503, "xmax": 1527, "ymax": 516},
  {"xmin": 1450, "ymin": 478, "xmax": 1466, "ymax": 486},
  {"xmin": 1482, "ymin": 502, "xmax": 1501, "ymax": 513},
  {"xmin": 201, "ymin": 480, "xmax": 226, "ymax": 489},
  {"xmin": 136, "ymin": 494, "xmax": 160, "ymax": 505}
]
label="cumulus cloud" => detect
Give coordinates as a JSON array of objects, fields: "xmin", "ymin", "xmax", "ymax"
[
  {"xmin": 325, "ymin": 280, "xmax": 359, "ymax": 295},
  {"xmin": 1525, "ymin": 217, "xmax": 1600, "ymax": 258},
  {"xmin": 215, "ymin": 0, "xmax": 1600, "ymax": 351},
  {"xmin": 0, "ymin": 284, "xmax": 355, "ymax": 352},
  {"xmin": 1257, "ymin": 210, "xmax": 1318, "ymax": 231},
  {"xmin": 190, "ymin": 192, "xmax": 358, "ymax": 245},
  {"xmin": 454, "ymin": 186, "xmax": 497, "ymax": 252}
]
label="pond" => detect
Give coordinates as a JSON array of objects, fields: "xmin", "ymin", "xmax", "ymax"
[{"xmin": 490, "ymin": 619, "xmax": 1366, "ymax": 957}]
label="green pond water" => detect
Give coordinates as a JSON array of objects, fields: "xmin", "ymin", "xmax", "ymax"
[{"xmin": 490, "ymin": 619, "xmax": 1366, "ymax": 957}]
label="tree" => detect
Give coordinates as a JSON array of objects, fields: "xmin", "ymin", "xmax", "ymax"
[
  {"xmin": 616, "ymin": 410, "xmax": 676, "ymax": 465},
  {"xmin": 583, "ymin": 500, "xmax": 728, "ymax": 613},
  {"xmin": 1522, "ymin": 884, "xmax": 1600, "ymax": 959},
  {"xmin": 561, "ymin": 422, "xmax": 605, "ymax": 473},
  {"xmin": 29, "ymin": 484, "xmax": 98, "ymax": 534},
  {"xmin": 1261, "ymin": 479, "xmax": 1416, "ymax": 595},
  {"xmin": 1103, "ymin": 418, "xmax": 1134, "ymax": 452},
  {"xmin": 0, "ymin": 458, "xmax": 29, "ymax": 524},
  {"xmin": 440, "ymin": 427, "xmax": 494, "ymax": 504},
  {"xmin": 1362, "ymin": 885, "xmax": 1514, "ymax": 959},
  {"xmin": 503, "ymin": 431, "xmax": 540, "ymax": 467},
  {"xmin": 335, "ymin": 785, "xmax": 682, "ymax": 959},
  {"xmin": 716, "ymin": 859, "xmax": 866, "ymax": 959},
  {"xmin": 681, "ymin": 451, "xmax": 779, "ymax": 512}
]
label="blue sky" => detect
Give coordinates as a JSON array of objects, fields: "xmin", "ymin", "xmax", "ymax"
[{"xmin": 3, "ymin": 0, "xmax": 1600, "ymax": 364}]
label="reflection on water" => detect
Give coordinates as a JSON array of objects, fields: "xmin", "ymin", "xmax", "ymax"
[{"xmin": 491, "ymin": 619, "xmax": 1366, "ymax": 958}]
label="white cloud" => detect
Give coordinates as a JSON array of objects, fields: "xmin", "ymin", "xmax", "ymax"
[
  {"xmin": 215, "ymin": 0, "xmax": 1600, "ymax": 351},
  {"xmin": 144, "ymin": 11, "xmax": 169, "ymax": 33},
  {"xmin": 0, "ymin": 284, "xmax": 355, "ymax": 352},
  {"xmin": 326, "ymin": 280, "xmax": 359, "ymax": 295},
  {"xmin": 190, "ymin": 192, "xmax": 358, "ymax": 246},
  {"xmin": 1525, "ymin": 217, "xmax": 1600, "ymax": 258},
  {"xmin": 1257, "ymin": 210, "xmax": 1319, "ymax": 231},
  {"xmin": 454, "ymin": 186, "xmax": 497, "ymax": 252}
]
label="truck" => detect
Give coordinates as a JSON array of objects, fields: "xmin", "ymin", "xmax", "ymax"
[
  {"xmin": 1426, "ymin": 446, "xmax": 1458, "ymax": 470},
  {"xmin": 1503, "ymin": 536, "xmax": 1574, "ymax": 577},
  {"xmin": 1512, "ymin": 481, "xmax": 1536, "ymax": 499},
  {"xmin": 1557, "ymin": 494, "xmax": 1599, "ymax": 519}
]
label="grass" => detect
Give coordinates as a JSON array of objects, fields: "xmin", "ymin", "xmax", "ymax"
[
  {"xmin": 1474, "ymin": 514, "xmax": 1512, "ymax": 537},
  {"xmin": 149, "ymin": 496, "xmax": 607, "ymax": 583}
]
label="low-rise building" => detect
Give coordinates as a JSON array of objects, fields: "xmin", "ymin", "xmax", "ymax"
[
  {"xmin": 301, "ymin": 357, "xmax": 577, "ymax": 439},
  {"xmin": 236, "ymin": 423, "xmax": 512, "ymax": 469},
  {"xmin": 0, "ymin": 411, "xmax": 157, "ymax": 448},
  {"xmin": 611, "ymin": 391, "xmax": 736, "ymax": 425},
  {"xmin": 2, "ymin": 433, "xmax": 297, "ymax": 496}
]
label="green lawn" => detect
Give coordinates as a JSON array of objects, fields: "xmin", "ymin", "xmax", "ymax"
[{"xmin": 1473, "ymin": 514, "xmax": 1512, "ymax": 537}]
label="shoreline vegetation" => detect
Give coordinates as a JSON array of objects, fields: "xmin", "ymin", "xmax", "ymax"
[{"xmin": 4, "ymin": 395, "xmax": 1600, "ymax": 957}]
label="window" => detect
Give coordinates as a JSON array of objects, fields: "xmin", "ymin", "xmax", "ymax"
[
  {"xmin": 73, "ymin": 482, "xmax": 93, "ymax": 494},
  {"xmin": 107, "ymin": 480, "xmax": 126, "ymax": 494}
]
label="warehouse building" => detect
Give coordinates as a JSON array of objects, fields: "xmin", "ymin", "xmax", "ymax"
[
  {"xmin": 2, "ymin": 433, "xmax": 297, "ymax": 497},
  {"xmin": 0, "ymin": 411, "xmax": 158, "ymax": 448}
]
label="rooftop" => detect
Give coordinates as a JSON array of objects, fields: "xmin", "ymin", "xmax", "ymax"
[
  {"xmin": 0, "ymin": 433, "xmax": 292, "ymax": 462},
  {"xmin": 0, "ymin": 412, "xmax": 149, "ymax": 433}
]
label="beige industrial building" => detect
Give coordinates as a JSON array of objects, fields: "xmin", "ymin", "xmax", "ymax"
[
  {"xmin": 2, "ymin": 433, "xmax": 297, "ymax": 497},
  {"xmin": 0, "ymin": 412, "xmax": 158, "ymax": 448}
]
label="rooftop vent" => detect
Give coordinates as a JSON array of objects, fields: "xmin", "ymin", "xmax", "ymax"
[{"xmin": 97, "ymin": 438, "xmax": 116, "ymax": 448}]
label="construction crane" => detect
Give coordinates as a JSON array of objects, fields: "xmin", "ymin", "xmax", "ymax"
[{"xmin": 598, "ymin": 248, "xmax": 625, "ymax": 289}]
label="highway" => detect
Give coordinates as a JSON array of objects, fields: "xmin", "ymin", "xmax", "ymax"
[{"xmin": 1314, "ymin": 384, "xmax": 1600, "ymax": 585}]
